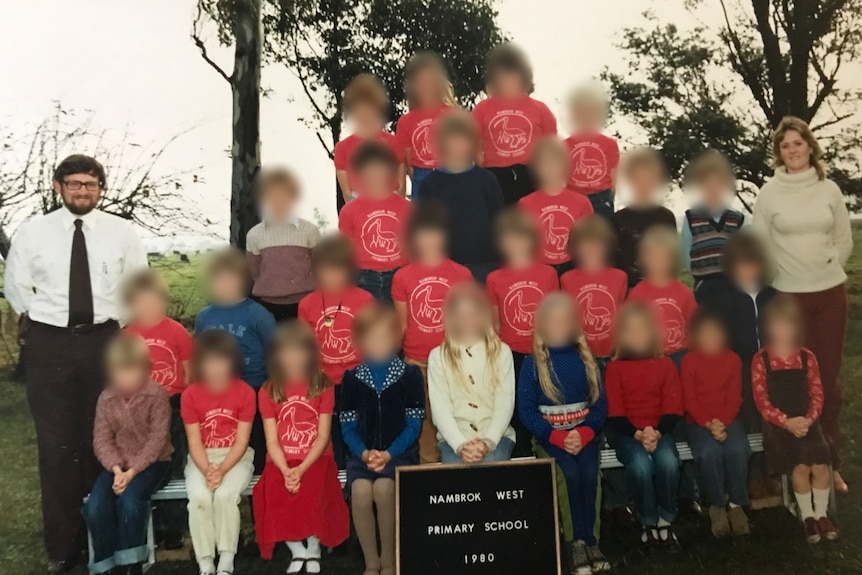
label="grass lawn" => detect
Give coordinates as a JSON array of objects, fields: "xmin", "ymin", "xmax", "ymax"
[{"xmin": 1, "ymin": 238, "xmax": 861, "ymax": 574}]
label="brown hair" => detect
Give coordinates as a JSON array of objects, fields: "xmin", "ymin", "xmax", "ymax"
[
  {"xmin": 621, "ymin": 147, "xmax": 669, "ymax": 182},
  {"xmin": 529, "ymin": 136, "xmax": 570, "ymax": 179},
  {"xmin": 256, "ymin": 167, "xmax": 300, "ymax": 200},
  {"xmin": 265, "ymin": 320, "xmax": 332, "ymax": 403},
  {"xmin": 191, "ymin": 329, "xmax": 244, "ymax": 381},
  {"xmin": 311, "ymin": 233, "xmax": 357, "ymax": 274},
  {"xmin": 610, "ymin": 301, "xmax": 664, "ymax": 360},
  {"xmin": 350, "ymin": 139, "xmax": 401, "ymax": 173},
  {"xmin": 106, "ymin": 333, "xmax": 152, "ymax": 373},
  {"xmin": 352, "ymin": 302, "xmax": 401, "ymax": 344},
  {"xmin": 638, "ymin": 225, "xmax": 680, "ymax": 272},
  {"xmin": 54, "ymin": 154, "xmax": 107, "ymax": 188},
  {"xmin": 687, "ymin": 306, "xmax": 729, "ymax": 351},
  {"xmin": 435, "ymin": 108, "xmax": 479, "ymax": 157},
  {"xmin": 566, "ymin": 214, "xmax": 616, "ymax": 263},
  {"xmin": 495, "ymin": 207, "xmax": 539, "ymax": 256},
  {"xmin": 772, "ymin": 116, "xmax": 826, "ymax": 180},
  {"xmin": 684, "ymin": 149, "xmax": 735, "ymax": 189},
  {"xmin": 344, "ymin": 73, "xmax": 389, "ymax": 117},
  {"xmin": 405, "ymin": 51, "xmax": 457, "ymax": 109},
  {"xmin": 485, "ymin": 43, "xmax": 535, "ymax": 95},
  {"xmin": 122, "ymin": 268, "xmax": 169, "ymax": 305},
  {"xmin": 762, "ymin": 294, "xmax": 806, "ymax": 347},
  {"xmin": 407, "ymin": 200, "xmax": 450, "ymax": 249},
  {"xmin": 207, "ymin": 247, "xmax": 250, "ymax": 286},
  {"xmin": 721, "ymin": 232, "xmax": 772, "ymax": 282}
]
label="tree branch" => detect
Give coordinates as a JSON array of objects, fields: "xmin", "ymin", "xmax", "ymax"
[{"xmin": 192, "ymin": 4, "xmax": 233, "ymax": 83}]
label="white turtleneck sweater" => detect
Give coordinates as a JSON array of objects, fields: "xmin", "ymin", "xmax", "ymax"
[
  {"xmin": 753, "ymin": 166, "xmax": 852, "ymax": 293},
  {"xmin": 427, "ymin": 340, "xmax": 516, "ymax": 453}
]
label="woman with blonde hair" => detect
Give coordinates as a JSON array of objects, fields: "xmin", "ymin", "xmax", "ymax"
[
  {"xmin": 517, "ymin": 292, "xmax": 608, "ymax": 574},
  {"xmin": 752, "ymin": 115, "xmax": 853, "ymax": 492},
  {"xmin": 427, "ymin": 282, "xmax": 516, "ymax": 464}
]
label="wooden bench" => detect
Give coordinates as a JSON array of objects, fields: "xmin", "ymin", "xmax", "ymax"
[{"xmin": 131, "ymin": 434, "xmax": 766, "ymax": 567}]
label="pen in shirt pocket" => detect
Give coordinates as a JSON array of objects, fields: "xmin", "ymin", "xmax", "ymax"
[{"xmin": 102, "ymin": 262, "xmax": 108, "ymax": 274}]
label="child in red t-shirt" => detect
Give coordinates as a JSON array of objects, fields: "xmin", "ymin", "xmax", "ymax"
[
  {"xmin": 396, "ymin": 51, "xmax": 455, "ymax": 198},
  {"xmin": 604, "ymin": 302, "xmax": 683, "ymax": 550},
  {"xmin": 472, "ymin": 43, "xmax": 556, "ymax": 204},
  {"xmin": 519, "ymin": 136, "xmax": 593, "ymax": 276},
  {"xmin": 338, "ymin": 140, "xmax": 411, "ymax": 304},
  {"xmin": 181, "ymin": 330, "xmax": 256, "ymax": 575},
  {"xmin": 627, "ymin": 226, "xmax": 696, "ymax": 368},
  {"xmin": 392, "ymin": 203, "xmax": 473, "ymax": 463},
  {"xmin": 561, "ymin": 215, "xmax": 627, "ymax": 365},
  {"xmin": 681, "ymin": 308, "xmax": 750, "ymax": 539},
  {"xmin": 334, "ymin": 74, "xmax": 405, "ymax": 203},
  {"xmin": 564, "ymin": 81, "xmax": 620, "ymax": 219},
  {"xmin": 252, "ymin": 321, "xmax": 349, "ymax": 571}
]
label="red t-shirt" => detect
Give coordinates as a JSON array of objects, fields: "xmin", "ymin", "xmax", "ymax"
[
  {"xmin": 396, "ymin": 106, "xmax": 450, "ymax": 169},
  {"xmin": 333, "ymin": 132, "xmax": 405, "ymax": 194},
  {"xmin": 472, "ymin": 96, "xmax": 557, "ymax": 167},
  {"xmin": 486, "ymin": 263, "xmax": 559, "ymax": 354},
  {"xmin": 338, "ymin": 193, "xmax": 411, "ymax": 271},
  {"xmin": 564, "ymin": 133, "xmax": 620, "ymax": 195},
  {"xmin": 180, "ymin": 380, "xmax": 257, "ymax": 448},
  {"xmin": 298, "ymin": 287, "xmax": 375, "ymax": 384},
  {"xmin": 391, "ymin": 259, "xmax": 473, "ymax": 361},
  {"xmin": 258, "ymin": 382, "xmax": 336, "ymax": 460},
  {"xmin": 605, "ymin": 357, "xmax": 684, "ymax": 429},
  {"xmin": 561, "ymin": 267, "xmax": 628, "ymax": 358},
  {"xmin": 126, "ymin": 317, "xmax": 193, "ymax": 396},
  {"xmin": 518, "ymin": 190, "xmax": 594, "ymax": 265},
  {"xmin": 681, "ymin": 349, "xmax": 743, "ymax": 427},
  {"xmin": 627, "ymin": 280, "xmax": 697, "ymax": 354}
]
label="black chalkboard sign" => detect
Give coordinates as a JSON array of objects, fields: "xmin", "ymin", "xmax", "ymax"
[{"xmin": 396, "ymin": 459, "xmax": 560, "ymax": 575}]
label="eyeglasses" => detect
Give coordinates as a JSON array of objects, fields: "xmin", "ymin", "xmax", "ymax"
[{"xmin": 63, "ymin": 180, "xmax": 101, "ymax": 191}]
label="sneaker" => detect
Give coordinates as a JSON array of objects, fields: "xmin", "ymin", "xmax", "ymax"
[
  {"xmin": 571, "ymin": 541, "xmax": 591, "ymax": 575},
  {"xmin": 586, "ymin": 546, "xmax": 611, "ymax": 572},
  {"xmin": 708, "ymin": 506, "xmax": 731, "ymax": 538},
  {"xmin": 817, "ymin": 517, "xmax": 839, "ymax": 541},
  {"xmin": 727, "ymin": 506, "xmax": 750, "ymax": 536},
  {"xmin": 803, "ymin": 517, "xmax": 821, "ymax": 544}
]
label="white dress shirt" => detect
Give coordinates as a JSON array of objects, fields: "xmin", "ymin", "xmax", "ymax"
[{"xmin": 4, "ymin": 207, "xmax": 149, "ymax": 327}]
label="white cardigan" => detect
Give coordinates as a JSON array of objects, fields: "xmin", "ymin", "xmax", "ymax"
[{"xmin": 427, "ymin": 340, "xmax": 516, "ymax": 453}]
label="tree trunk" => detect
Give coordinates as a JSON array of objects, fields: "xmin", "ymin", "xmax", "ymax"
[
  {"xmin": 332, "ymin": 118, "xmax": 345, "ymax": 214},
  {"xmin": 229, "ymin": 0, "xmax": 262, "ymax": 249}
]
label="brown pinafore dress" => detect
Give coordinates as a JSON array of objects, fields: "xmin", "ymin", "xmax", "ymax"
[{"xmin": 760, "ymin": 350, "xmax": 831, "ymax": 476}]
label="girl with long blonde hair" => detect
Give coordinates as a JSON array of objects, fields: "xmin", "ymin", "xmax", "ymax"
[
  {"xmin": 516, "ymin": 292, "xmax": 609, "ymax": 574},
  {"xmin": 427, "ymin": 282, "xmax": 516, "ymax": 464}
]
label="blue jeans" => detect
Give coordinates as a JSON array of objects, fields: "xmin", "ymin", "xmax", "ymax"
[
  {"xmin": 687, "ymin": 419, "xmax": 751, "ymax": 507},
  {"xmin": 410, "ymin": 167, "xmax": 434, "ymax": 198},
  {"xmin": 611, "ymin": 433, "xmax": 680, "ymax": 526},
  {"xmin": 358, "ymin": 268, "xmax": 398, "ymax": 304},
  {"xmin": 542, "ymin": 441, "xmax": 600, "ymax": 545},
  {"xmin": 587, "ymin": 189, "xmax": 615, "ymax": 220},
  {"xmin": 82, "ymin": 462, "xmax": 170, "ymax": 574},
  {"xmin": 438, "ymin": 437, "xmax": 514, "ymax": 464}
]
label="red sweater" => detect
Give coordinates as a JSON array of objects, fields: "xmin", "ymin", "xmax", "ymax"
[
  {"xmin": 681, "ymin": 349, "xmax": 743, "ymax": 427},
  {"xmin": 605, "ymin": 356, "xmax": 683, "ymax": 431}
]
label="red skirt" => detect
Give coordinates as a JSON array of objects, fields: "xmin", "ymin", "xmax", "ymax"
[{"xmin": 252, "ymin": 455, "xmax": 349, "ymax": 559}]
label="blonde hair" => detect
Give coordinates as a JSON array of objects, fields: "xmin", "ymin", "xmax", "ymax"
[
  {"xmin": 122, "ymin": 268, "xmax": 169, "ymax": 305},
  {"xmin": 610, "ymin": 301, "xmax": 664, "ymax": 360},
  {"xmin": 106, "ymin": 333, "xmax": 152, "ymax": 373},
  {"xmin": 621, "ymin": 147, "xmax": 668, "ymax": 182},
  {"xmin": 531, "ymin": 293, "xmax": 600, "ymax": 405},
  {"xmin": 439, "ymin": 283, "xmax": 503, "ymax": 392},
  {"xmin": 567, "ymin": 80, "xmax": 609, "ymax": 118},
  {"xmin": 343, "ymin": 73, "xmax": 390, "ymax": 117},
  {"xmin": 683, "ymin": 149, "xmax": 735, "ymax": 190},
  {"xmin": 405, "ymin": 51, "xmax": 457, "ymax": 109},
  {"xmin": 529, "ymin": 135, "xmax": 571, "ymax": 178},
  {"xmin": 772, "ymin": 116, "xmax": 827, "ymax": 180},
  {"xmin": 566, "ymin": 214, "xmax": 616, "ymax": 263},
  {"xmin": 639, "ymin": 225, "xmax": 680, "ymax": 271}
]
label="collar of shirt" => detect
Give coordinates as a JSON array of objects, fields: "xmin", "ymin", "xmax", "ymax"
[
  {"xmin": 262, "ymin": 214, "xmax": 299, "ymax": 228},
  {"xmin": 438, "ymin": 163, "xmax": 476, "ymax": 175},
  {"xmin": 694, "ymin": 201, "xmax": 735, "ymax": 222},
  {"xmin": 59, "ymin": 207, "xmax": 100, "ymax": 232}
]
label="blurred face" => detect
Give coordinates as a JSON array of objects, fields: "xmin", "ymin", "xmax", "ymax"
[
  {"xmin": 540, "ymin": 303, "xmax": 576, "ymax": 347},
  {"xmin": 768, "ymin": 317, "xmax": 798, "ymax": 349},
  {"xmin": 276, "ymin": 344, "xmax": 311, "ymax": 382},
  {"xmin": 413, "ymin": 67, "xmax": 441, "ymax": 107},
  {"xmin": 111, "ymin": 364, "xmax": 149, "ymax": 396},
  {"xmin": 641, "ymin": 246, "xmax": 674, "ymax": 280},
  {"xmin": 627, "ymin": 166, "xmax": 662, "ymax": 204},
  {"xmin": 732, "ymin": 260, "xmax": 762, "ymax": 288},
  {"xmin": 413, "ymin": 228, "xmax": 446, "ymax": 261},
  {"xmin": 261, "ymin": 186, "xmax": 297, "ymax": 222},
  {"xmin": 359, "ymin": 322, "xmax": 399, "ymax": 362},
  {"xmin": 440, "ymin": 133, "xmax": 474, "ymax": 166},
  {"xmin": 694, "ymin": 320, "xmax": 726, "ymax": 355},
  {"xmin": 698, "ymin": 173, "xmax": 731, "ymax": 209},
  {"xmin": 210, "ymin": 271, "xmax": 246, "ymax": 304},
  {"xmin": 317, "ymin": 264, "xmax": 351, "ymax": 293},
  {"xmin": 199, "ymin": 355, "xmax": 234, "ymax": 391},
  {"xmin": 129, "ymin": 290, "xmax": 167, "ymax": 325},
  {"xmin": 500, "ymin": 231, "xmax": 534, "ymax": 265},
  {"xmin": 494, "ymin": 69, "xmax": 526, "ymax": 98},
  {"xmin": 54, "ymin": 172, "xmax": 102, "ymax": 215},
  {"xmin": 618, "ymin": 312, "xmax": 654, "ymax": 356},
  {"xmin": 350, "ymin": 102, "xmax": 383, "ymax": 135},
  {"xmin": 449, "ymin": 298, "xmax": 485, "ymax": 341},
  {"xmin": 535, "ymin": 151, "xmax": 567, "ymax": 189},
  {"xmin": 577, "ymin": 238, "xmax": 607, "ymax": 270},
  {"xmin": 779, "ymin": 130, "xmax": 812, "ymax": 173},
  {"xmin": 571, "ymin": 101, "xmax": 604, "ymax": 132},
  {"xmin": 358, "ymin": 162, "xmax": 395, "ymax": 197}
]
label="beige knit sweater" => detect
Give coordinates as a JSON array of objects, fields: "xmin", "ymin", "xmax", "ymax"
[{"xmin": 753, "ymin": 166, "xmax": 852, "ymax": 293}]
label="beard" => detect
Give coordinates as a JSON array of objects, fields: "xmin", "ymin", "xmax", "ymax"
[{"xmin": 62, "ymin": 194, "xmax": 99, "ymax": 215}]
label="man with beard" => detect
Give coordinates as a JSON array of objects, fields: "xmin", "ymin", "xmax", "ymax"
[{"xmin": 5, "ymin": 154, "xmax": 148, "ymax": 572}]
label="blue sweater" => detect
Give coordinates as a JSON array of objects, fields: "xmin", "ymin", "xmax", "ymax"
[
  {"xmin": 517, "ymin": 346, "xmax": 607, "ymax": 447},
  {"xmin": 194, "ymin": 299, "xmax": 276, "ymax": 388}
]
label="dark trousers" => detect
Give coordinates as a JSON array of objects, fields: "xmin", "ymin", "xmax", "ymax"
[
  {"xmin": 358, "ymin": 268, "xmax": 398, "ymax": 304},
  {"xmin": 542, "ymin": 441, "xmax": 600, "ymax": 546},
  {"xmin": 257, "ymin": 300, "xmax": 300, "ymax": 323},
  {"xmin": 487, "ymin": 164, "xmax": 536, "ymax": 205},
  {"xmin": 464, "ymin": 262, "xmax": 498, "ymax": 286},
  {"xmin": 83, "ymin": 462, "xmax": 170, "ymax": 574},
  {"xmin": 687, "ymin": 419, "xmax": 750, "ymax": 508},
  {"xmin": 25, "ymin": 320, "xmax": 119, "ymax": 562},
  {"xmin": 155, "ymin": 394, "xmax": 188, "ymax": 542},
  {"xmin": 332, "ymin": 385, "xmax": 347, "ymax": 469},
  {"xmin": 586, "ymin": 189, "xmax": 615, "ymax": 221},
  {"xmin": 551, "ymin": 261, "xmax": 574, "ymax": 278},
  {"xmin": 251, "ymin": 404, "xmax": 267, "ymax": 474},
  {"xmin": 510, "ymin": 351, "xmax": 533, "ymax": 458},
  {"xmin": 788, "ymin": 284, "xmax": 847, "ymax": 468},
  {"xmin": 610, "ymin": 432, "xmax": 680, "ymax": 527}
]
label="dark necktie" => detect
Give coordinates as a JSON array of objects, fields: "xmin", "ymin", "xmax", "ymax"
[{"xmin": 68, "ymin": 219, "xmax": 94, "ymax": 326}]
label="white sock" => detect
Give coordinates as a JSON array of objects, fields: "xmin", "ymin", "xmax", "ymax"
[
  {"xmin": 729, "ymin": 502, "xmax": 741, "ymax": 509},
  {"xmin": 306, "ymin": 535, "xmax": 321, "ymax": 558},
  {"xmin": 286, "ymin": 540, "xmax": 308, "ymax": 558},
  {"xmin": 812, "ymin": 488, "xmax": 830, "ymax": 518},
  {"xmin": 794, "ymin": 491, "xmax": 815, "ymax": 519},
  {"xmin": 198, "ymin": 556, "xmax": 216, "ymax": 575},
  {"xmin": 657, "ymin": 517, "xmax": 671, "ymax": 528},
  {"xmin": 217, "ymin": 551, "xmax": 235, "ymax": 573}
]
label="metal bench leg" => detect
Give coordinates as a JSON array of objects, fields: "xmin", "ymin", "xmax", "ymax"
[
  {"xmin": 780, "ymin": 474, "xmax": 796, "ymax": 516},
  {"xmin": 828, "ymin": 466, "xmax": 838, "ymax": 518},
  {"xmin": 145, "ymin": 504, "xmax": 156, "ymax": 571}
]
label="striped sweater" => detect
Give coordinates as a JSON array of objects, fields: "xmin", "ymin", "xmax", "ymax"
[{"xmin": 684, "ymin": 207, "xmax": 745, "ymax": 280}]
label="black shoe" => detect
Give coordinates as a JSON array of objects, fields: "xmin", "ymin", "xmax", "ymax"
[
  {"xmin": 122, "ymin": 564, "xmax": 144, "ymax": 575},
  {"xmin": 46, "ymin": 560, "xmax": 76, "ymax": 574},
  {"xmin": 678, "ymin": 498, "xmax": 703, "ymax": 517},
  {"xmin": 163, "ymin": 533, "xmax": 185, "ymax": 550}
]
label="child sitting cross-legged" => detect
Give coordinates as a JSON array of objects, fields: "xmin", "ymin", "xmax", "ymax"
[{"xmin": 340, "ymin": 304, "xmax": 425, "ymax": 575}]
